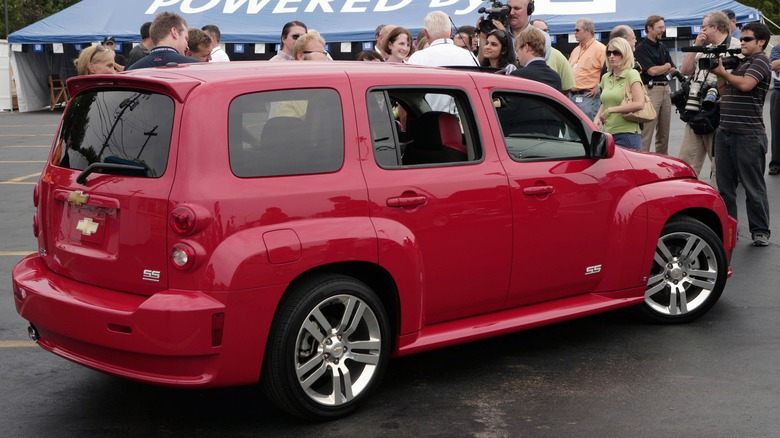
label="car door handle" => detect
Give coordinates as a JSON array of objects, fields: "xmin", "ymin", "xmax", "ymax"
[
  {"xmin": 386, "ymin": 195, "xmax": 427, "ymax": 208},
  {"xmin": 523, "ymin": 186, "xmax": 555, "ymax": 196}
]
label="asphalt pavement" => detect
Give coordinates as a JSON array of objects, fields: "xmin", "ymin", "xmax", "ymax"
[{"xmin": 0, "ymin": 105, "xmax": 778, "ymax": 437}]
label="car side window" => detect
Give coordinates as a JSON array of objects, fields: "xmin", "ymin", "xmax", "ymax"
[
  {"xmin": 229, "ymin": 89, "xmax": 344, "ymax": 177},
  {"xmin": 493, "ymin": 92, "xmax": 588, "ymax": 161},
  {"xmin": 367, "ymin": 89, "xmax": 482, "ymax": 168}
]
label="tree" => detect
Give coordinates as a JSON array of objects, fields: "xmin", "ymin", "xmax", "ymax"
[{"xmin": 2, "ymin": 0, "xmax": 80, "ymax": 39}]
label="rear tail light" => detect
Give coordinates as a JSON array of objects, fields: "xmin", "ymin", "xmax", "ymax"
[
  {"xmin": 170, "ymin": 206, "xmax": 196, "ymax": 235},
  {"xmin": 170, "ymin": 243, "xmax": 196, "ymax": 270}
]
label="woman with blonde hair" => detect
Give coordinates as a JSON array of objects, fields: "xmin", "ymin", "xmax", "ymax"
[
  {"xmin": 74, "ymin": 45, "xmax": 117, "ymax": 75},
  {"xmin": 593, "ymin": 37, "xmax": 645, "ymax": 150}
]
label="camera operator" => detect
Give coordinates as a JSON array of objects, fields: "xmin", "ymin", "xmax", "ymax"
[
  {"xmin": 476, "ymin": 1, "xmax": 550, "ymax": 65},
  {"xmin": 709, "ymin": 21, "xmax": 772, "ymax": 247},
  {"xmin": 677, "ymin": 11, "xmax": 740, "ymax": 187}
]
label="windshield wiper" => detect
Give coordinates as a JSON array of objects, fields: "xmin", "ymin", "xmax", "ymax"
[{"xmin": 76, "ymin": 162, "xmax": 148, "ymax": 185}]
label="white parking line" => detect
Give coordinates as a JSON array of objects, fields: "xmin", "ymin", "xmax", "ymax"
[
  {"xmin": 0, "ymin": 161, "xmax": 47, "ymax": 164},
  {"xmin": 1, "ymin": 145, "xmax": 52, "ymax": 149},
  {"xmin": 0, "ymin": 341, "xmax": 38, "ymax": 348},
  {"xmin": 0, "ymin": 251, "xmax": 36, "ymax": 256}
]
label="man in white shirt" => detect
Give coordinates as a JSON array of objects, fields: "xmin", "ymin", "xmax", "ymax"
[
  {"xmin": 408, "ymin": 11, "xmax": 478, "ymax": 113},
  {"xmin": 408, "ymin": 11, "xmax": 478, "ymax": 67},
  {"xmin": 202, "ymin": 24, "xmax": 230, "ymax": 62}
]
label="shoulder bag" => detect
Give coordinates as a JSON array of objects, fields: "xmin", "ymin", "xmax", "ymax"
[{"xmin": 621, "ymin": 78, "xmax": 656, "ymax": 123}]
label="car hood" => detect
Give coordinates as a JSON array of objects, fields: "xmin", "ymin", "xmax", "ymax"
[{"xmin": 622, "ymin": 150, "xmax": 696, "ymax": 185}]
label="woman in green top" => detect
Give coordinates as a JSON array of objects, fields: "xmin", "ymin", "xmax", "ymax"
[{"xmin": 594, "ymin": 37, "xmax": 645, "ymax": 150}]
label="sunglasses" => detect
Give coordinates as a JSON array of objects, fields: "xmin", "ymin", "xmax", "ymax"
[
  {"xmin": 606, "ymin": 49, "xmax": 623, "ymax": 57},
  {"xmin": 488, "ymin": 29, "xmax": 508, "ymax": 38},
  {"xmin": 302, "ymin": 50, "xmax": 328, "ymax": 55},
  {"xmin": 89, "ymin": 44, "xmax": 110, "ymax": 63},
  {"xmin": 740, "ymin": 36, "xmax": 757, "ymax": 42}
]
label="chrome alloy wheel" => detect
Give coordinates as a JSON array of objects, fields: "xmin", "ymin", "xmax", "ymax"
[
  {"xmin": 645, "ymin": 231, "xmax": 720, "ymax": 317},
  {"xmin": 294, "ymin": 294, "xmax": 382, "ymax": 406}
]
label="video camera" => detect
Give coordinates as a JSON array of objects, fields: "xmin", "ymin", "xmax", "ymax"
[
  {"xmin": 680, "ymin": 44, "xmax": 743, "ymax": 71},
  {"xmin": 477, "ymin": 1, "xmax": 510, "ymax": 34}
]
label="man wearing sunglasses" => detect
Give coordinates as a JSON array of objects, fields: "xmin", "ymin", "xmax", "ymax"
[
  {"xmin": 270, "ymin": 21, "xmax": 308, "ymax": 62},
  {"xmin": 709, "ymin": 21, "xmax": 773, "ymax": 247}
]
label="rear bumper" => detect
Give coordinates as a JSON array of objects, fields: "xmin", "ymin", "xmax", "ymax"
[{"xmin": 12, "ymin": 254, "xmax": 277, "ymax": 387}]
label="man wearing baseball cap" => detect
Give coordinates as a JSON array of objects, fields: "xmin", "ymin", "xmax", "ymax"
[{"xmin": 101, "ymin": 36, "xmax": 127, "ymax": 71}]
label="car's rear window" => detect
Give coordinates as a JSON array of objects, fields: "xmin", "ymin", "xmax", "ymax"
[
  {"xmin": 51, "ymin": 91, "xmax": 174, "ymax": 178},
  {"xmin": 228, "ymin": 88, "xmax": 344, "ymax": 177}
]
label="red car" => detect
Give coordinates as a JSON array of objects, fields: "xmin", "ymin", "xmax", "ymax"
[{"xmin": 13, "ymin": 62, "xmax": 736, "ymax": 419}]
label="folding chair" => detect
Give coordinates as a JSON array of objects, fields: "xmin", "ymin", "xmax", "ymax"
[{"xmin": 48, "ymin": 75, "xmax": 68, "ymax": 110}]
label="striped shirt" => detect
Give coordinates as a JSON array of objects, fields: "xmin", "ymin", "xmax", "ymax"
[{"xmin": 719, "ymin": 52, "xmax": 771, "ymax": 135}]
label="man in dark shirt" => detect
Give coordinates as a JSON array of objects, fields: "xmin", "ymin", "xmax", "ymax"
[
  {"xmin": 710, "ymin": 21, "xmax": 772, "ymax": 247},
  {"xmin": 511, "ymin": 27, "xmax": 562, "ymax": 92},
  {"xmin": 126, "ymin": 12, "xmax": 198, "ymax": 70},
  {"xmin": 634, "ymin": 15, "xmax": 677, "ymax": 155},
  {"xmin": 125, "ymin": 22, "xmax": 152, "ymax": 69}
]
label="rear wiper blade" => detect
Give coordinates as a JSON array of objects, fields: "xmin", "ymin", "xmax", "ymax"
[{"xmin": 76, "ymin": 162, "xmax": 148, "ymax": 185}]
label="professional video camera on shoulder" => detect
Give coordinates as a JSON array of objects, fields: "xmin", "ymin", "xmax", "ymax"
[
  {"xmin": 680, "ymin": 44, "xmax": 743, "ymax": 71},
  {"xmin": 477, "ymin": 0, "xmax": 510, "ymax": 33}
]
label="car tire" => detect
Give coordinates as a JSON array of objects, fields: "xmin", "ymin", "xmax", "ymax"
[
  {"xmin": 261, "ymin": 274, "xmax": 391, "ymax": 420},
  {"xmin": 639, "ymin": 217, "xmax": 728, "ymax": 324}
]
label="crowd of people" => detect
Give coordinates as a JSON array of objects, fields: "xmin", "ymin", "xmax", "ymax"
[{"xmin": 69, "ymin": 1, "xmax": 775, "ymax": 246}]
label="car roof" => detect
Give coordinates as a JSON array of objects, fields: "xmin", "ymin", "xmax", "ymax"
[
  {"xmin": 68, "ymin": 60, "xmax": 558, "ymax": 102},
  {"xmin": 119, "ymin": 60, "xmax": 483, "ymax": 82}
]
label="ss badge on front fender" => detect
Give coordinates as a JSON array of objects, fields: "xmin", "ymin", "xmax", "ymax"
[{"xmin": 585, "ymin": 264, "xmax": 602, "ymax": 275}]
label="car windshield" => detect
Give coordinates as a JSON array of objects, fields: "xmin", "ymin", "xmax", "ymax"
[{"xmin": 52, "ymin": 90, "xmax": 174, "ymax": 178}]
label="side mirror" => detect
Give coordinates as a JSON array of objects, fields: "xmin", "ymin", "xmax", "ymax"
[{"xmin": 591, "ymin": 131, "xmax": 614, "ymax": 159}]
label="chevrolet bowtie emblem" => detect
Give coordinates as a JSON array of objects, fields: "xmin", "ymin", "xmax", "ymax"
[
  {"xmin": 68, "ymin": 191, "xmax": 89, "ymax": 206},
  {"xmin": 76, "ymin": 217, "xmax": 99, "ymax": 236}
]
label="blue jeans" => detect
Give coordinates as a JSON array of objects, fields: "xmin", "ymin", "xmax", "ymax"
[
  {"xmin": 714, "ymin": 129, "xmax": 770, "ymax": 237},
  {"xmin": 612, "ymin": 132, "xmax": 642, "ymax": 150}
]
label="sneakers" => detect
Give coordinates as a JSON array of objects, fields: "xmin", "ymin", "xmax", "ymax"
[
  {"xmin": 752, "ymin": 233, "xmax": 770, "ymax": 247},
  {"xmin": 769, "ymin": 167, "xmax": 780, "ymax": 176}
]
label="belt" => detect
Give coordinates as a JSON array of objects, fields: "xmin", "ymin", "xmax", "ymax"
[{"xmin": 647, "ymin": 81, "xmax": 668, "ymax": 86}]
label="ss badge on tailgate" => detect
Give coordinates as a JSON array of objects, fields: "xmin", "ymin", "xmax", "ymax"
[{"xmin": 142, "ymin": 270, "xmax": 161, "ymax": 282}]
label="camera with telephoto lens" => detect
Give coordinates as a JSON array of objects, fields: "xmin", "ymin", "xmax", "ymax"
[
  {"xmin": 477, "ymin": 1, "xmax": 510, "ymax": 34},
  {"xmin": 683, "ymin": 81, "xmax": 718, "ymax": 112},
  {"xmin": 669, "ymin": 71, "xmax": 690, "ymax": 108}
]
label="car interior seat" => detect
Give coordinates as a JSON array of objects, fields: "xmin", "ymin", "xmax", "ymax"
[{"xmin": 403, "ymin": 111, "xmax": 467, "ymax": 165}]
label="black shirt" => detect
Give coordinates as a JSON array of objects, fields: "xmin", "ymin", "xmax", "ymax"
[
  {"xmin": 125, "ymin": 46, "xmax": 198, "ymax": 70},
  {"xmin": 634, "ymin": 38, "xmax": 675, "ymax": 85}
]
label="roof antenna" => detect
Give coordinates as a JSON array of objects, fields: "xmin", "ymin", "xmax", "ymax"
[{"xmin": 449, "ymin": 14, "xmax": 479, "ymax": 66}]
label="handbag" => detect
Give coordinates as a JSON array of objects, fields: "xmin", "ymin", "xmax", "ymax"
[{"xmin": 621, "ymin": 78, "xmax": 656, "ymax": 123}]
